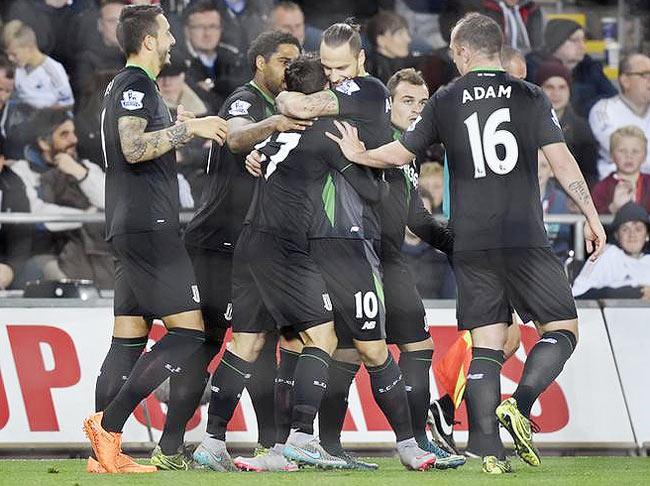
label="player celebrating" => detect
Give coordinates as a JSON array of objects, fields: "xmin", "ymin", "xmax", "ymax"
[
  {"xmin": 84, "ymin": 4, "xmax": 228, "ymax": 474},
  {"xmin": 326, "ymin": 13, "xmax": 606, "ymax": 474},
  {"xmin": 181, "ymin": 30, "xmax": 304, "ymax": 472}
]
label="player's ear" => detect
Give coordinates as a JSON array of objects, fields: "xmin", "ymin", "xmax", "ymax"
[
  {"xmin": 358, "ymin": 48, "xmax": 366, "ymax": 71},
  {"xmin": 255, "ymin": 54, "xmax": 266, "ymax": 73},
  {"xmin": 143, "ymin": 33, "xmax": 156, "ymax": 53}
]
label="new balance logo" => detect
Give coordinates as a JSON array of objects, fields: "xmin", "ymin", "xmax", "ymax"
[
  {"xmin": 361, "ymin": 321, "xmax": 376, "ymax": 330},
  {"xmin": 313, "ymin": 380, "xmax": 327, "ymax": 389},
  {"xmin": 467, "ymin": 373, "xmax": 484, "ymax": 380}
]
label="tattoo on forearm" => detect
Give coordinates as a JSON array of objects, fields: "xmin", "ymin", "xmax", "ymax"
[
  {"xmin": 118, "ymin": 116, "xmax": 193, "ymax": 163},
  {"xmin": 568, "ymin": 180, "xmax": 592, "ymax": 205},
  {"xmin": 301, "ymin": 92, "xmax": 338, "ymax": 117}
]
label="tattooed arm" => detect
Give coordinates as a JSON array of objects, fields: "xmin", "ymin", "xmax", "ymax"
[
  {"xmin": 275, "ymin": 90, "xmax": 339, "ymax": 119},
  {"xmin": 542, "ymin": 142, "xmax": 606, "ymax": 260},
  {"xmin": 118, "ymin": 115, "xmax": 228, "ymax": 164},
  {"xmin": 227, "ymin": 115, "xmax": 312, "ymax": 154}
]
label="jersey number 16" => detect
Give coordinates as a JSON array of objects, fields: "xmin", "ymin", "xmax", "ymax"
[{"xmin": 464, "ymin": 108, "xmax": 519, "ymax": 179}]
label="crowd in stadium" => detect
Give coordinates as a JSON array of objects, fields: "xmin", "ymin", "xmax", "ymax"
[{"xmin": 0, "ymin": 0, "xmax": 649, "ymax": 300}]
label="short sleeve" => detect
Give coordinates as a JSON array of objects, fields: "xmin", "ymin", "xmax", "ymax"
[
  {"xmin": 114, "ymin": 75, "xmax": 158, "ymax": 123},
  {"xmin": 400, "ymin": 96, "xmax": 439, "ymax": 155},
  {"xmin": 330, "ymin": 77, "xmax": 388, "ymax": 122},
  {"xmin": 534, "ymin": 89, "xmax": 565, "ymax": 147},
  {"xmin": 222, "ymin": 90, "xmax": 267, "ymax": 122}
]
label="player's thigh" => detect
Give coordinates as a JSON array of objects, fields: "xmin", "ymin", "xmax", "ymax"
[
  {"xmin": 452, "ymin": 249, "xmax": 511, "ymax": 330},
  {"xmin": 112, "ymin": 255, "xmax": 147, "ymax": 321},
  {"xmin": 112, "ymin": 230, "xmax": 202, "ymax": 319},
  {"xmin": 311, "ymin": 239, "xmax": 386, "ymax": 344},
  {"xmin": 504, "ymin": 247, "xmax": 577, "ymax": 327},
  {"xmin": 382, "ymin": 251, "xmax": 429, "ymax": 346}
]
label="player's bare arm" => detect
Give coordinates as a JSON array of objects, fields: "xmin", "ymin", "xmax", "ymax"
[
  {"xmin": 325, "ymin": 120, "xmax": 414, "ymax": 168},
  {"xmin": 227, "ymin": 115, "xmax": 312, "ymax": 154},
  {"xmin": 275, "ymin": 90, "xmax": 339, "ymax": 119},
  {"xmin": 542, "ymin": 142, "xmax": 607, "ymax": 261},
  {"xmin": 118, "ymin": 115, "xmax": 228, "ymax": 164}
]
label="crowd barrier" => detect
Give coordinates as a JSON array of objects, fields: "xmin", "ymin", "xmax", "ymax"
[{"xmin": 0, "ymin": 299, "xmax": 646, "ymax": 453}]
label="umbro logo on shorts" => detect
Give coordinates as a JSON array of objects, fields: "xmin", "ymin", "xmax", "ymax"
[
  {"xmin": 322, "ymin": 293, "xmax": 333, "ymax": 311},
  {"xmin": 191, "ymin": 285, "xmax": 201, "ymax": 303}
]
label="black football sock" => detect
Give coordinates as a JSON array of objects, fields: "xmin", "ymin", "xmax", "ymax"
[
  {"xmin": 247, "ymin": 334, "xmax": 278, "ymax": 448},
  {"xmin": 399, "ymin": 349, "xmax": 433, "ymax": 446},
  {"xmin": 159, "ymin": 337, "xmax": 222, "ymax": 455},
  {"xmin": 465, "ymin": 347, "xmax": 505, "ymax": 459},
  {"xmin": 512, "ymin": 330, "xmax": 577, "ymax": 418},
  {"xmin": 206, "ymin": 350, "xmax": 254, "ymax": 441},
  {"xmin": 367, "ymin": 354, "xmax": 413, "ymax": 442},
  {"xmin": 101, "ymin": 328, "xmax": 205, "ymax": 433},
  {"xmin": 95, "ymin": 336, "xmax": 148, "ymax": 412},
  {"xmin": 438, "ymin": 393, "xmax": 456, "ymax": 423},
  {"xmin": 291, "ymin": 347, "xmax": 331, "ymax": 435},
  {"xmin": 318, "ymin": 360, "xmax": 359, "ymax": 452},
  {"xmin": 274, "ymin": 347, "xmax": 300, "ymax": 444}
]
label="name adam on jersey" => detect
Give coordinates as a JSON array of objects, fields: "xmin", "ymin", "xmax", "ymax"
[{"xmin": 462, "ymin": 84, "xmax": 512, "ymax": 104}]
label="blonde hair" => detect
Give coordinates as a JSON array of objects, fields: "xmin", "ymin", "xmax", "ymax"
[
  {"xmin": 2, "ymin": 20, "xmax": 37, "ymax": 48},
  {"xmin": 420, "ymin": 161, "xmax": 443, "ymax": 179},
  {"xmin": 610, "ymin": 125, "xmax": 648, "ymax": 155}
]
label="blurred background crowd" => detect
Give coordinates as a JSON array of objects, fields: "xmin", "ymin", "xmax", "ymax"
[{"xmin": 0, "ymin": 0, "xmax": 649, "ymax": 302}]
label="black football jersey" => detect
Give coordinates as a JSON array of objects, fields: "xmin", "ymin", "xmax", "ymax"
[
  {"xmin": 247, "ymin": 117, "xmax": 383, "ymax": 246},
  {"xmin": 102, "ymin": 66, "xmax": 179, "ymax": 240},
  {"xmin": 401, "ymin": 70, "xmax": 565, "ymax": 251},
  {"xmin": 184, "ymin": 82, "xmax": 275, "ymax": 252}
]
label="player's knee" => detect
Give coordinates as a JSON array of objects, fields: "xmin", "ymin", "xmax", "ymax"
[
  {"xmin": 399, "ymin": 338, "xmax": 433, "ymax": 353},
  {"xmin": 356, "ymin": 341, "xmax": 389, "ymax": 367},
  {"xmin": 229, "ymin": 332, "xmax": 266, "ymax": 362},
  {"xmin": 300, "ymin": 322, "xmax": 338, "ymax": 355}
]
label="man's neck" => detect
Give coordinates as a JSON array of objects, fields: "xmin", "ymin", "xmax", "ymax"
[
  {"xmin": 555, "ymin": 106, "xmax": 566, "ymax": 119},
  {"xmin": 250, "ymin": 74, "xmax": 275, "ymax": 104},
  {"xmin": 621, "ymin": 92, "xmax": 650, "ymax": 117},
  {"xmin": 126, "ymin": 54, "xmax": 159, "ymax": 80},
  {"xmin": 466, "ymin": 57, "xmax": 504, "ymax": 73}
]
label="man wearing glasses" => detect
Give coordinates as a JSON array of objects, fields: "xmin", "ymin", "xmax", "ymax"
[
  {"xmin": 181, "ymin": 0, "xmax": 248, "ymax": 112},
  {"xmin": 589, "ymin": 53, "xmax": 650, "ymax": 179}
]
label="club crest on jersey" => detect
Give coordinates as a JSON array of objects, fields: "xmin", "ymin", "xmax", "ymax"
[
  {"xmin": 335, "ymin": 79, "xmax": 360, "ymax": 96},
  {"xmin": 461, "ymin": 85, "xmax": 512, "ymax": 104},
  {"xmin": 229, "ymin": 99, "xmax": 251, "ymax": 116},
  {"xmin": 407, "ymin": 115, "xmax": 422, "ymax": 132},
  {"xmin": 120, "ymin": 90, "xmax": 145, "ymax": 110}
]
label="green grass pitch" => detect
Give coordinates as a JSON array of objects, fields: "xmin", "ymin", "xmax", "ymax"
[{"xmin": 1, "ymin": 456, "xmax": 649, "ymax": 486}]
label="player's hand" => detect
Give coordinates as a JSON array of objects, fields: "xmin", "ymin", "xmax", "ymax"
[
  {"xmin": 176, "ymin": 104, "xmax": 196, "ymax": 124},
  {"xmin": 641, "ymin": 286, "xmax": 650, "ymax": 300},
  {"xmin": 609, "ymin": 180, "xmax": 634, "ymax": 213},
  {"xmin": 272, "ymin": 114, "xmax": 313, "ymax": 132},
  {"xmin": 584, "ymin": 217, "xmax": 606, "ymax": 261},
  {"xmin": 53, "ymin": 153, "xmax": 88, "ymax": 181},
  {"xmin": 188, "ymin": 116, "xmax": 228, "ymax": 145},
  {"xmin": 325, "ymin": 120, "xmax": 366, "ymax": 162},
  {"xmin": 245, "ymin": 150, "xmax": 265, "ymax": 178}
]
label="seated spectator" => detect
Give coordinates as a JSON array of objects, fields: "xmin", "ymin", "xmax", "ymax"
[
  {"xmin": 538, "ymin": 149, "xmax": 572, "ymax": 257},
  {"xmin": 501, "ymin": 45, "xmax": 527, "ymax": 79},
  {"xmin": 402, "ymin": 189, "xmax": 455, "ymax": 299},
  {"xmin": 9, "ymin": 109, "xmax": 109, "ymax": 283},
  {"xmin": 589, "ymin": 53, "xmax": 650, "ymax": 179},
  {"xmin": 394, "ymin": 0, "xmax": 449, "ymax": 51},
  {"xmin": 536, "ymin": 60, "xmax": 599, "ymax": 186},
  {"xmin": 0, "ymin": 138, "xmax": 32, "ymax": 289},
  {"xmin": 6, "ymin": 0, "xmax": 77, "ymax": 69},
  {"xmin": 526, "ymin": 19, "xmax": 617, "ymax": 118},
  {"xmin": 216, "ymin": 0, "xmax": 272, "ymax": 67},
  {"xmin": 159, "ymin": 59, "xmax": 208, "ymax": 117},
  {"xmin": 3, "ymin": 20, "xmax": 74, "ymax": 110},
  {"xmin": 73, "ymin": 0, "xmax": 126, "ymax": 102},
  {"xmin": 269, "ymin": 1, "xmax": 321, "ymax": 53},
  {"xmin": 468, "ymin": 0, "xmax": 542, "ymax": 54},
  {"xmin": 418, "ymin": 161, "xmax": 444, "ymax": 214},
  {"xmin": 573, "ymin": 201, "xmax": 650, "ymax": 299},
  {"xmin": 592, "ymin": 126, "xmax": 650, "ymax": 215},
  {"xmin": 180, "ymin": 0, "xmax": 247, "ymax": 112}
]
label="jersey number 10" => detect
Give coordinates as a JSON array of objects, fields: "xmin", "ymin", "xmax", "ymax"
[{"xmin": 464, "ymin": 108, "xmax": 518, "ymax": 179}]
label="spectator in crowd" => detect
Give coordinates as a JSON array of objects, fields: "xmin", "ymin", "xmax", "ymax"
[
  {"xmin": 269, "ymin": 1, "xmax": 321, "ymax": 52},
  {"xmin": 180, "ymin": 0, "xmax": 247, "ymax": 112},
  {"xmin": 0, "ymin": 55, "xmax": 15, "ymax": 151},
  {"xmin": 501, "ymin": 45, "xmax": 526, "ymax": 78},
  {"xmin": 573, "ymin": 201, "xmax": 650, "ymax": 299},
  {"xmin": 527, "ymin": 18, "xmax": 617, "ymax": 118},
  {"xmin": 538, "ymin": 149, "xmax": 572, "ymax": 257},
  {"xmin": 418, "ymin": 161, "xmax": 444, "ymax": 214},
  {"xmin": 589, "ymin": 53, "xmax": 650, "ymax": 179},
  {"xmin": 296, "ymin": 0, "xmax": 386, "ymax": 31},
  {"xmin": 3, "ymin": 20, "xmax": 74, "ymax": 110},
  {"xmin": 74, "ymin": 0, "xmax": 126, "ymax": 101},
  {"xmin": 9, "ymin": 109, "xmax": 105, "ymax": 281},
  {"xmin": 0, "ymin": 138, "xmax": 32, "ymax": 289},
  {"xmin": 159, "ymin": 59, "xmax": 208, "ymax": 117},
  {"xmin": 0, "ymin": 54, "xmax": 36, "ymax": 160},
  {"xmin": 592, "ymin": 125, "xmax": 650, "ymax": 215},
  {"xmin": 393, "ymin": 0, "xmax": 449, "ymax": 50},
  {"xmin": 468, "ymin": 0, "xmax": 542, "ymax": 54},
  {"xmin": 6, "ymin": 0, "xmax": 77, "ymax": 69},
  {"xmin": 537, "ymin": 60, "xmax": 599, "ymax": 186},
  {"xmin": 216, "ymin": 0, "xmax": 273, "ymax": 63},
  {"xmin": 402, "ymin": 189, "xmax": 455, "ymax": 298}
]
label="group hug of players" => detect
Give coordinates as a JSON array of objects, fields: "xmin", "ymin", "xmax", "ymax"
[{"xmin": 83, "ymin": 4, "xmax": 607, "ymax": 476}]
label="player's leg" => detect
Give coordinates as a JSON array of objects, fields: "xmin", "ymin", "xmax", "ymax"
[
  {"xmin": 498, "ymin": 248, "xmax": 578, "ymax": 467},
  {"xmin": 247, "ymin": 331, "xmax": 279, "ymax": 450}
]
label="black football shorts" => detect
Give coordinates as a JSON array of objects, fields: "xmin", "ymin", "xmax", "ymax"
[
  {"xmin": 232, "ymin": 227, "xmax": 333, "ymax": 333},
  {"xmin": 381, "ymin": 247, "xmax": 430, "ymax": 345},
  {"xmin": 452, "ymin": 247, "xmax": 577, "ymax": 330},
  {"xmin": 112, "ymin": 229, "xmax": 201, "ymax": 318},
  {"xmin": 310, "ymin": 238, "xmax": 386, "ymax": 348}
]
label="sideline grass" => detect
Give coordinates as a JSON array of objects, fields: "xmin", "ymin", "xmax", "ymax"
[{"xmin": 0, "ymin": 456, "xmax": 648, "ymax": 486}]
